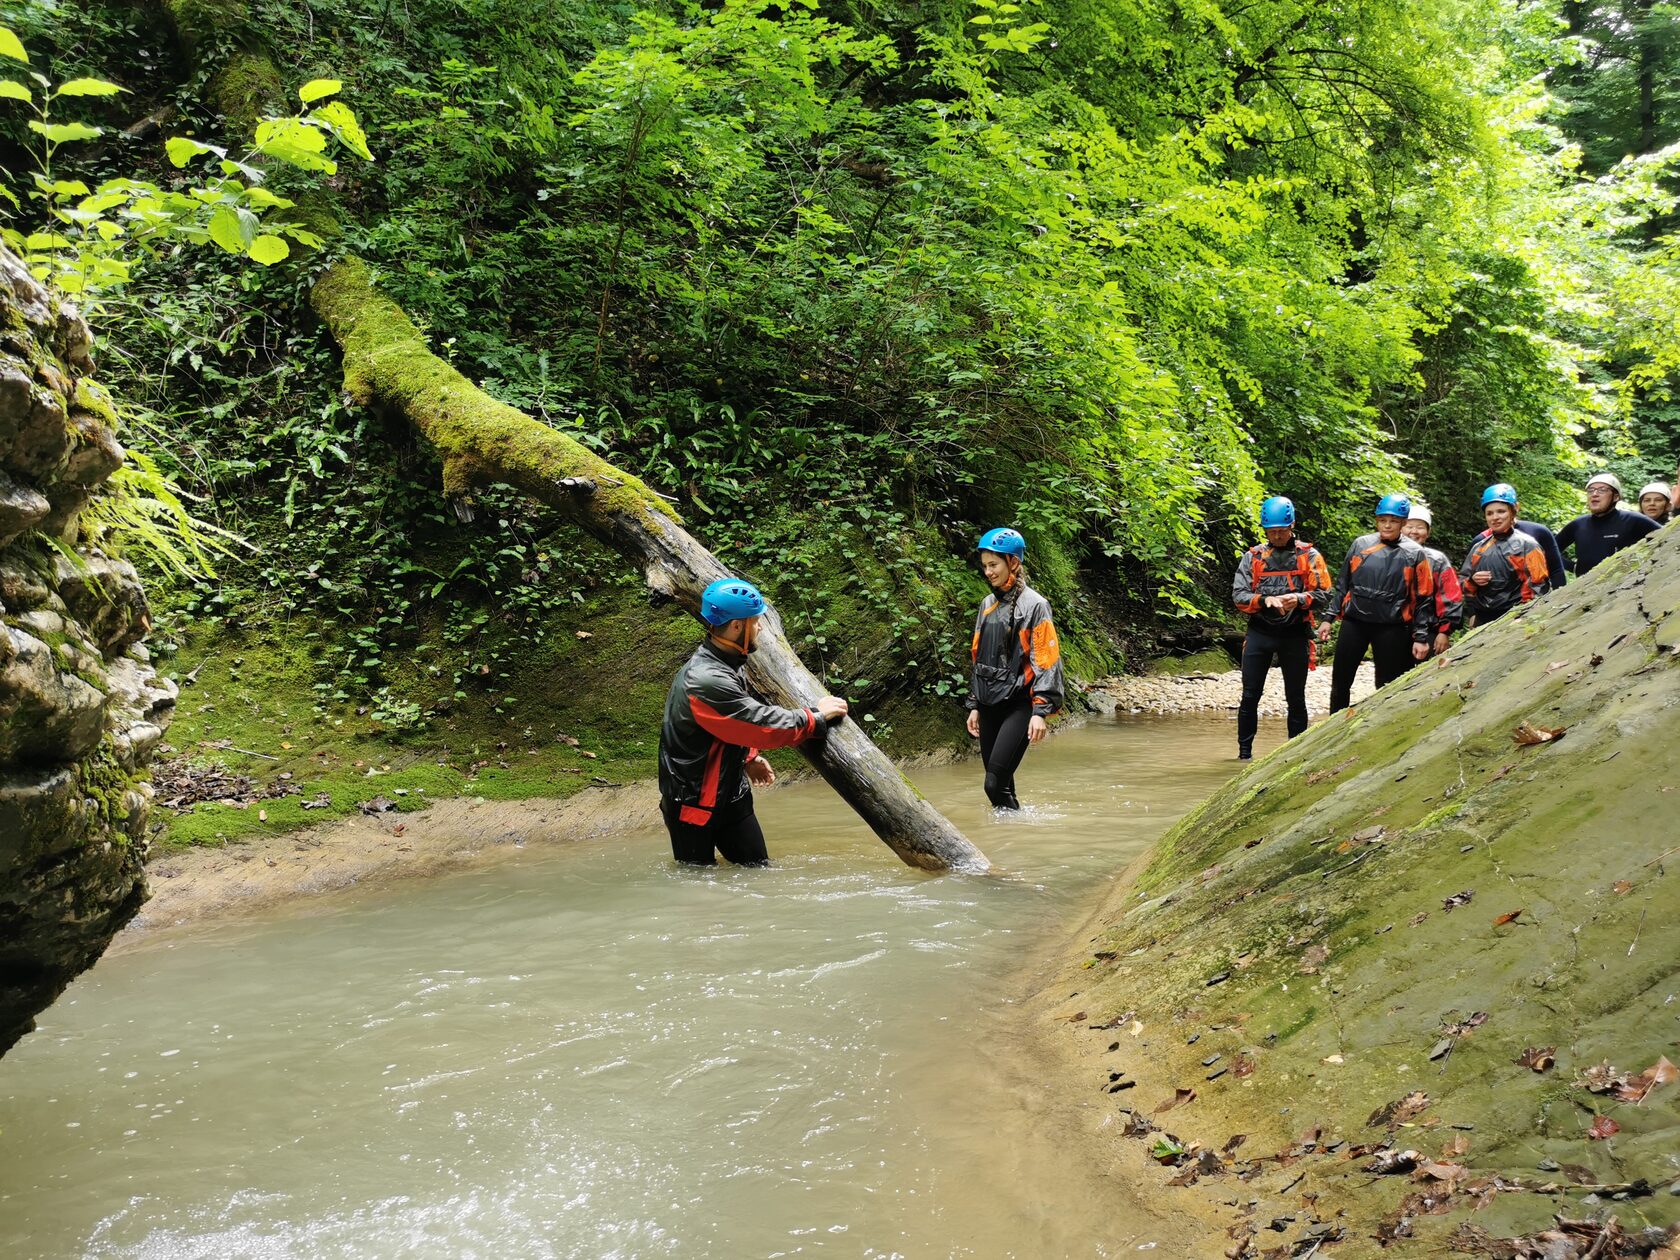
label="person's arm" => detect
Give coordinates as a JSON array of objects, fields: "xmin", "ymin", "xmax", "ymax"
[
  {"xmin": 1523, "ymin": 546, "xmax": 1551, "ymax": 600},
  {"xmin": 1025, "ymin": 602, "xmax": 1064, "ymax": 717},
  {"xmin": 1410, "ymin": 555, "xmax": 1436, "ymax": 646},
  {"xmin": 1304, "ymin": 547, "xmax": 1334, "ymax": 615},
  {"xmin": 689, "ymin": 673, "xmax": 821, "ymax": 749},
  {"xmin": 1233, "ymin": 550, "xmax": 1261, "ymax": 615},
  {"xmin": 1555, "ymin": 517, "xmax": 1577, "ymax": 562},
  {"xmin": 965, "ymin": 604, "xmax": 986, "ymax": 712},
  {"xmin": 1435, "ymin": 562, "xmax": 1464, "ymax": 642},
  {"xmin": 1538, "ymin": 526, "xmax": 1567, "ymax": 589}
]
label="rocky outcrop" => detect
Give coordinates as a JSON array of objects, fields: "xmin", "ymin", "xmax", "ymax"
[
  {"xmin": 0, "ymin": 247, "xmax": 175, "ymax": 1059},
  {"xmin": 1040, "ymin": 527, "xmax": 1679, "ymax": 1255}
]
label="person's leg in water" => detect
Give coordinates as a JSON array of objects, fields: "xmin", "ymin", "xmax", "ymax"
[
  {"xmin": 1328, "ymin": 617, "xmax": 1375, "ymax": 713},
  {"xmin": 1277, "ymin": 634, "xmax": 1311, "ymax": 738},
  {"xmin": 1369, "ymin": 623, "xmax": 1419, "ymax": 689},
  {"xmin": 661, "ymin": 795, "xmax": 769, "ymax": 866},
  {"xmin": 977, "ymin": 694, "xmax": 1034, "ymax": 808},
  {"xmin": 1236, "ymin": 630, "xmax": 1281, "ymax": 759}
]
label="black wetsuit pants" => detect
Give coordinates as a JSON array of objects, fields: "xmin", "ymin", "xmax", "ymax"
[
  {"xmin": 1237, "ymin": 627, "xmax": 1311, "ymax": 755},
  {"xmin": 977, "ymin": 693, "xmax": 1034, "ymax": 809},
  {"xmin": 661, "ymin": 792, "xmax": 768, "ymax": 866},
  {"xmin": 1329, "ymin": 619, "xmax": 1418, "ymax": 713}
]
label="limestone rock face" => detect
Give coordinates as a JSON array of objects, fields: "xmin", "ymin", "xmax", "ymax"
[{"xmin": 0, "ymin": 246, "xmax": 174, "ymax": 1059}]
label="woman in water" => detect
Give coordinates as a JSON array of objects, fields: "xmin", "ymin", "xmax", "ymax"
[{"xmin": 965, "ymin": 528, "xmax": 1063, "ymax": 809}]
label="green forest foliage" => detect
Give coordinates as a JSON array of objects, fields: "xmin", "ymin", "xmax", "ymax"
[{"xmin": 1, "ymin": 0, "xmax": 1677, "ymax": 780}]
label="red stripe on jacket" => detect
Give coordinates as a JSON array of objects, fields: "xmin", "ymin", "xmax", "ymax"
[{"xmin": 689, "ymin": 697, "xmax": 817, "ymax": 748}]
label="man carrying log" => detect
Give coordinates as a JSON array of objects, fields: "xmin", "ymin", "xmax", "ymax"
[{"xmin": 658, "ymin": 579, "xmax": 849, "ymax": 865}]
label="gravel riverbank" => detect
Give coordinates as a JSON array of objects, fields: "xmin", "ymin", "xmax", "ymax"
[{"xmin": 1093, "ymin": 660, "xmax": 1377, "ymax": 715}]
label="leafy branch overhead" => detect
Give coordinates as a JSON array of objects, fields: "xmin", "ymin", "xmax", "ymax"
[{"xmin": 0, "ymin": 27, "xmax": 370, "ymax": 297}]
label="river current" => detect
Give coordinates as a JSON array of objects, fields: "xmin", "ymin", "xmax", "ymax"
[{"xmin": 0, "ymin": 713, "xmax": 1253, "ymax": 1259}]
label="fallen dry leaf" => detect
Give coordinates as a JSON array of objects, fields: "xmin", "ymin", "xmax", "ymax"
[
  {"xmin": 258, "ymin": 808, "xmax": 267, "ymax": 822},
  {"xmin": 1409, "ymin": 911, "xmax": 1430, "ymax": 927},
  {"xmin": 1492, "ymin": 908, "xmax": 1523, "ymax": 926},
  {"xmin": 1153, "ymin": 1087, "xmax": 1197, "ymax": 1114},
  {"xmin": 1364, "ymin": 1149, "xmax": 1421, "ymax": 1174},
  {"xmin": 1577, "ymin": 1060, "xmax": 1628, "ymax": 1095},
  {"xmin": 1586, "ymin": 1114, "xmax": 1619, "ymax": 1140},
  {"xmin": 1233, "ymin": 1055, "xmax": 1256, "ymax": 1079},
  {"xmin": 1612, "ymin": 879, "xmax": 1633, "ymax": 895},
  {"xmin": 1516, "ymin": 1046, "xmax": 1556, "ymax": 1073},
  {"xmin": 1614, "ymin": 1055, "xmax": 1678, "ymax": 1104},
  {"xmin": 1512, "ymin": 721, "xmax": 1567, "ymax": 746},
  {"xmin": 575, "ymin": 630, "xmax": 593, "ymax": 639},
  {"xmin": 1368, "ymin": 1091, "xmax": 1431, "ymax": 1129},
  {"xmin": 1442, "ymin": 889, "xmax": 1475, "ymax": 912}
]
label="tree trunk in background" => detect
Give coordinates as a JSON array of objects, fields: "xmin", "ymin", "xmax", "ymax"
[{"xmin": 310, "ymin": 263, "xmax": 989, "ymax": 873}]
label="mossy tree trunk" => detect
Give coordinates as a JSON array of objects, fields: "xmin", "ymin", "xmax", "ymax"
[
  {"xmin": 156, "ymin": 2, "xmax": 990, "ymax": 873},
  {"xmin": 310, "ymin": 263, "xmax": 988, "ymax": 873}
]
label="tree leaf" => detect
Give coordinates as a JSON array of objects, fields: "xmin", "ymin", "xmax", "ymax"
[
  {"xmin": 164, "ymin": 136, "xmax": 215, "ymax": 167},
  {"xmin": 0, "ymin": 27, "xmax": 28, "ymax": 64},
  {"xmin": 27, "ymin": 120, "xmax": 101, "ymax": 143},
  {"xmin": 313, "ymin": 99, "xmax": 372, "ymax": 161},
  {"xmin": 247, "ymin": 234, "xmax": 289, "ymax": 265},
  {"xmin": 207, "ymin": 205, "xmax": 244, "ymax": 255},
  {"xmin": 299, "ymin": 77, "xmax": 343, "ymax": 103},
  {"xmin": 0, "ymin": 79, "xmax": 31, "ymax": 103},
  {"xmin": 55, "ymin": 77, "xmax": 125, "ymax": 97}
]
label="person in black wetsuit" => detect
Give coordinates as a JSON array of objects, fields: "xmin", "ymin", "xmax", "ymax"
[
  {"xmin": 1230, "ymin": 495, "xmax": 1333, "ymax": 760},
  {"xmin": 965, "ymin": 528, "xmax": 1064, "ymax": 809},
  {"xmin": 657, "ymin": 578, "xmax": 848, "ymax": 865},
  {"xmin": 1317, "ymin": 493, "xmax": 1435, "ymax": 712},
  {"xmin": 1557, "ymin": 473, "xmax": 1662, "ymax": 577}
]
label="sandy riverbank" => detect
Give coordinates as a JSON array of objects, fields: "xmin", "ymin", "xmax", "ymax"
[{"xmin": 1096, "ymin": 659, "xmax": 1377, "ymax": 715}]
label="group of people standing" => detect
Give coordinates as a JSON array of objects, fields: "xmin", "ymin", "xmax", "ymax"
[
  {"xmin": 1232, "ymin": 471, "xmax": 1672, "ymax": 761},
  {"xmin": 650, "ymin": 470, "xmax": 1670, "ymax": 866}
]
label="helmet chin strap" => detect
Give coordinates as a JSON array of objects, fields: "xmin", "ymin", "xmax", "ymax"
[
  {"xmin": 992, "ymin": 560, "xmax": 1020, "ymax": 593},
  {"xmin": 710, "ymin": 620, "xmax": 759, "ymax": 655}
]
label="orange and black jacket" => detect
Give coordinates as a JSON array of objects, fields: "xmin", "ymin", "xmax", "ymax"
[
  {"xmin": 1459, "ymin": 529, "xmax": 1550, "ymax": 620},
  {"xmin": 968, "ymin": 582, "xmax": 1064, "ymax": 713},
  {"xmin": 1326, "ymin": 534, "xmax": 1436, "ymax": 643},
  {"xmin": 1420, "ymin": 546, "xmax": 1465, "ymax": 640},
  {"xmin": 1231, "ymin": 540, "xmax": 1333, "ymax": 635},
  {"xmin": 657, "ymin": 638, "xmax": 822, "ymax": 825}
]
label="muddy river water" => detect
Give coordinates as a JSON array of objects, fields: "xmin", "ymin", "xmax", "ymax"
[{"xmin": 0, "ymin": 713, "xmax": 1258, "ymax": 1259}]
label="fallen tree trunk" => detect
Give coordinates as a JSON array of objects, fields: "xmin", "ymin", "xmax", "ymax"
[
  {"xmin": 159, "ymin": 0, "xmax": 990, "ymax": 873},
  {"xmin": 310, "ymin": 262, "xmax": 989, "ymax": 872}
]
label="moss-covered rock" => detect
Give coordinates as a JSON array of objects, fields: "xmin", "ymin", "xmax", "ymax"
[
  {"xmin": 0, "ymin": 246, "xmax": 174, "ymax": 1059},
  {"xmin": 1041, "ymin": 525, "xmax": 1680, "ymax": 1252}
]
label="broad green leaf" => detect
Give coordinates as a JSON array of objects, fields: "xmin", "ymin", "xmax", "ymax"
[
  {"xmin": 50, "ymin": 178, "xmax": 90, "ymax": 196},
  {"xmin": 27, "ymin": 120, "xmax": 101, "ymax": 143},
  {"xmin": 299, "ymin": 78, "xmax": 343, "ymax": 104},
  {"xmin": 24, "ymin": 230, "xmax": 73, "ymax": 250},
  {"xmin": 248, "ymin": 234, "xmax": 289, "ymax": 265},
  {"xmin": 0, "ymin": 27, "xmax": 27, "ymax": 64},
  {"xmin": 207, "ymin": 205, "xmax": 244, "ymax": 254},
  {"xmin": 243, "ymin": 187, "xmax": 295, "ymax": 210},
  {"xmin": 0, "ymin": 79, "xmax": 31, "ymax": 103},
  {"xmin": 165, "ymin": 136, "xmax": 215, "ymax": 167},
  {"xmin": 288, "ymin": 228, "xmax": 325, "ymax": 249},
  {"xmin": 55, "ymin": 77, "xmax": 125, "ymax": 97},
  {"xmin": 94, "ymin": 220, "xmax": 125, "ymax": 241},
  {"xmin": 78, "ymin": 191, "xmax": 128, "ymax": 213},
  {"xmin": 314, "ymin": 100, "xmax": 372, "ymax": 161}
]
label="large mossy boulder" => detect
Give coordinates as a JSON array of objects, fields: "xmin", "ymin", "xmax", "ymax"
[
  {"xmin": 0, "ymin": 248, "xmax": 175, "ymax": 1059},
  {"xmin": 1044, "ymin": 527, "xmax": 1679, "ymax": 1254}
]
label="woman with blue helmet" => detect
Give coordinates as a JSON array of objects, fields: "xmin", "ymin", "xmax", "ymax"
[
  {"xmin": 1231, "ymin": 496, "xmax": 1333, "ymax": 759},
  {"xmin": 657, "ymin": 578, "xmax": 848, "ymax": 864},
  {"xmin": 1460, "ymin": 484, "xmax": 1551, "ymax": 626},
  {"xmin": 1316, "ymin": 493, "xmax": 1436, "ymax": 712},
  {"xmin": 966, "ymin": 528, "xmax": 1064, "ymax": 809}
]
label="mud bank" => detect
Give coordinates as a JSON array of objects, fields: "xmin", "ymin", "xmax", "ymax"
[
  {"xmin": 1035, "ymin": 528, "xmax": 1680, "ymax": 1258},
  {"xmin": 1096, "ymin": 660, "xmax": 1376, "ymax": 716},
  {"xmin": 116, "ymin": 783, "xmax": 660, "ymax": 951}
]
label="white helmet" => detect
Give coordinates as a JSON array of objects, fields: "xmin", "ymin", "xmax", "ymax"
[
  {"xmin": 1407, "ymin": 505, "xmax": 1433, "ymax": 526},
  {"xmin": 1639, "ymin": 482, "xmax": 1672, "ymax": 503},
  {"xmin": 1585, "ymin": 472, "xmax": 1624, "ymax": 494}
]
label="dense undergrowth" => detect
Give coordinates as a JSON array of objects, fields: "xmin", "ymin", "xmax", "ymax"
[{"xmin": 2, "ymin": 0, "xmax": 1677, "ymax": 845}]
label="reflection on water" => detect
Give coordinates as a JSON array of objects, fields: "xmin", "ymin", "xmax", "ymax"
[{"xmin": 0, "ymin": 713, "xmax": 1254, "ymax": 1260}]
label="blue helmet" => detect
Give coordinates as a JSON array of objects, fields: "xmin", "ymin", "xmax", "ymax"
[
  {"xmin": 976, "ymin": 527, "xmax": 1026, "ymax": 558},
  {"xmin": 1260, "ymin": 496, "xmax": 1296, "ymax": 528},
  {"xmin": 1481, "ymin": 483, "xmax": 1518, "ymax": 508},
  {"xmin": 700, "ymin": 578, "xmax": 766, "ymax": 626},
  {"xmin": 1375, "ymin": 493, "xmax": 1412, "ymax": 519}
]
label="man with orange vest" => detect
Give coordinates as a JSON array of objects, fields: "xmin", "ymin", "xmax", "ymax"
[
  {"xmin": 1316, "ymin": 493, "xmax": 1435, "ymax": 713},
  {"xmin": 1461, "ymin": 484, "xmax": 1551, "ymax": 626},
  {"xmin": 1231, "ymin": 496, "xmax": 1333, "ymax": 760}
]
